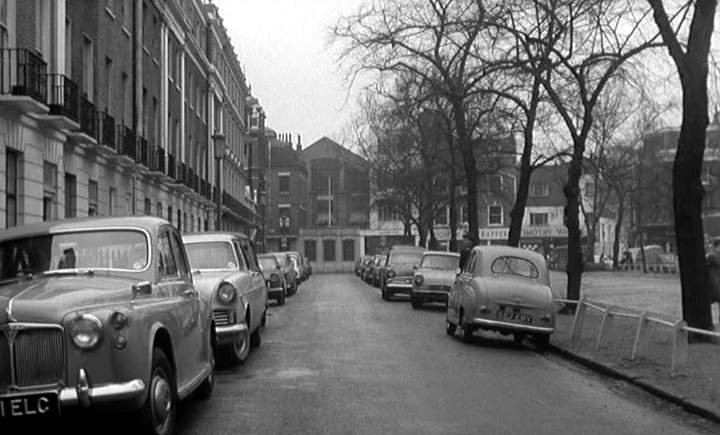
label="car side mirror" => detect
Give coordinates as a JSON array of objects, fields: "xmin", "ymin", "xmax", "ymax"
[{"xmin": 131, "ymin": 281, "xmax": 152, "ymax": 302}]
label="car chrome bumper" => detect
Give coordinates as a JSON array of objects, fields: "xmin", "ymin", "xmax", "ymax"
[
  {"xmin": 470, "ymin": 317, "xmax": 554, "ymax": 334},
  {"xmin": 412, "ymin": 290, "xmax": 448, "ymax": 301},
  {"xmin": 386, "ymin": 283, "xmax": 413, "ymax": 294},
  {"xmin": 54, "ymin": 368, "xmax": 145, "ymax": 409},
  {"xmin": 215, "ymin": 323, "xmax": 248, "ymax": 346},
  {"xmin": 268, "ymin": 286, "xmax": 284, "ymax": 297}
]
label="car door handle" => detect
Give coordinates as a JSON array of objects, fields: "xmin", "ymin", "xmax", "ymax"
[{"xmin": 182, "ymin": 289, "xmax": 197, "ymax": 298}]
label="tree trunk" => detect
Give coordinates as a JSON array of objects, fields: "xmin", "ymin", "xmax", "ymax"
[
  {"xmin": 674, "ymin": 72, "xmax": 714, "ymax": 331},
  {"xmin": 417, "ymin": 222, "xmax": 428, "ymax": 247},
  {"xmin": 453, "ymin": 101, "xmax": 479, "ymax": 241},
  {"xmin": 508, "ymin": 78, "xmax": 541, "ymax": 247},
  {"xmin": 449, "ymin": 140, "xmax": 459, "ymax": 251},
  {"xmin": 565, "ymin": 145, "xmax": 585, "ymax": 301},
  {"xmin": 612, "ymin": 192, "xmax": 625, "ymax": 269}
]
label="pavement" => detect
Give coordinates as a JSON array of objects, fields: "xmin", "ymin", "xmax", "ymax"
[{"xmin": 548, "ymin": 270, "xmax": 720, "ymax": 423}]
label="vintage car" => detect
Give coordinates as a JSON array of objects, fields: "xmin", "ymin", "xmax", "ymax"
[
  {"xmin": 355, "ymin": 255, "xmax": 372, "ymax": 277},
  {"xmin": 410, "ymin": 251, "xmax": 460, "ymax": 309},
  {"xmin": 257, "ymin": 254, "xmax": 288, "ymax": 305},
  {"xmin": 286, "ymin": 251, "xmax": 308, "ymax": 282},
  {"xmin": 380, "ymin": 245, "xmax": 426, "ymax": 301},
  {"xmin": 446, "ymin": 245, "xmax": 557, "ymax": 350},
  {"xmin": 363, "ymin": 254, "xmax": 385, "ymax": 287},
  {"xmin": 183, "ymin": 233, "xmax": 268, "ymax": 366},
  {"xmin": 302, "ymin": 255, "xmax": 313, "ymax": 278},
  {"xmin": 268, "ymin": 252, "xmax": 298, "ymax": 295},
  {"xmin": 0, "ymin": 216, "xmax": 214, "ymax": 435}
]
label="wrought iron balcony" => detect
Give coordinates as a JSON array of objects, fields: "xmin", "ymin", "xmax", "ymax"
[
  {"xmin": 79, "ymin": 96, "xmax": 97, "ymax": 138},
  {"xmin": 136, "ymin": 136, "xmax": 149, "ymax": 167},
  {"xmin": 97, "ymin": 111, "xmax": 116, "ymax": 150},
  {"xmin": 0, "ymin": 48, "xmax": 47, "ymax": 104},
  {"xmin": 46, "ymin": 74, "xmax": 79, "ymax": 122},
  {"xmin": 120, "ymin": 126, "xmax": 137, "ymax": 160},
  {"xmin": 186, "ymin": 167, "xmax": 195, "ymax": 189},
  {"xmin": 176, "ymin": 162, "xmax": 188, "ymax": 184},
  {"xmin": 149, "ymin": 146, "xmax": 165, "ymax": 173},
  {"xmin": 167, "ymin": 153, "xmax": 176, "ymax": 179}
]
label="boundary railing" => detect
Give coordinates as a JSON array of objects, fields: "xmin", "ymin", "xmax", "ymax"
[{"xmin": 554, "ymin": 297, "xmax": 720, "ymax": 376}]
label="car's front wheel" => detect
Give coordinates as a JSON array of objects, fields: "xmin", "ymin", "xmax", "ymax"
[
  {"xmin": 221, "ymin": 318, "xmax": 250, "ymax": 365},
  {"xmin": 250, "ymin": 313, "xmax": 264, "ymax": 349},
  {"xmin": 410, "ymin": 298, "xmax": 421, "ymax": 309},
  {"xmin": 277, "ymin": 290, "xmax": 286, "ymax": 305},
  {"xmin": 445, "ymin": 320, "xmax": 456, "ymax": 336},
  {"xmin": 139, "ymin": 348, "xmax": 177, "ymax": 435}
]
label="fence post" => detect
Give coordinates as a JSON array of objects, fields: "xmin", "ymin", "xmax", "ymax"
[
  {"xmin": 671, "ymin": 320, "xmax": 688, "ymax": 376},
  {"xmin": 595, "ymin": 307, "xmax": 614, "ymax": 351},
  {"xmin": 631, "ymin": 311, "xmax": 650, "ymax": 360},
  {"xmin": 569, "ymin": 296, "xmax": 587, "ymax": 343}
]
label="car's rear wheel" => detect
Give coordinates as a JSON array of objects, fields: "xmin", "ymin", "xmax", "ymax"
[
  {"xmin": 458, "ymin": 311, "xmax": 473, "ymax": 343},
  {"xmin": 278, "ymin": 290, "xmax": 286, "ymax": 305},
  {"xmin": 445, "ymin": 320, "xmax": 457, "ymax": 336},
  {"xmin": 250, "ymin": 314, "xmax": 264, "ymax": 349},
  {"xmin": 139, "ymin": 348, "xmax": 176, "ymax": 435}
]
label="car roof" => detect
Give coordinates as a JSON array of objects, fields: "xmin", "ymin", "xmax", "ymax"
[
  {"xmin": 471, "ymin": 245, "xmax": 547, "ymax": 263},
  {"xmin": 182, "ymin": 232, "xmax": 247, "ymax": 243},
  {"xmin": 390, "ymin": 245, "xmax": 425, "ymax": 252},
  {"xmin": 0, "ymin": 216, "xmax": 168, "ymax": 242},
  {"xmin": 423, "ymin": 251, "xmax": 460, "ymax": 257}
]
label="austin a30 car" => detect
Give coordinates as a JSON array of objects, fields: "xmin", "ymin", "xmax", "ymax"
[
  {"xmin": 0, "ymin": 216, "xmax": 214, "ymax": 435},
  {"xmin": 446, "ymin": 246, "xmax": 556, "ymax": 350},
  {"xmin": 410, "ymin": 251, "xmax": 460, "ymax": 309},
  {"xmin": 183, "ymin": 233, "xmax": 268, "ymax": 366}
]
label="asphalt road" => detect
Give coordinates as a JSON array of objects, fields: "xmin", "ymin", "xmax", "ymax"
[{"xmin": 171, "ymin": 273, "xmax": 718, "ymax": 435}]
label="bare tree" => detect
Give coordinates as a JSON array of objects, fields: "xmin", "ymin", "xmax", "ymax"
[{"xmin": 647, "ymin": 0, "xmax": 717, "ymax": 331}]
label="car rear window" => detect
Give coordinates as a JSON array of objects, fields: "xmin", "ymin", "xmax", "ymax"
[
  {"xmin": 185, "ymin": 241, "xmax": 238, "ymax": 270},
  {"xmin": 389, "ymin": 251, "xmax": 423, "ymax": 265},
  {"xmin": 258, "ymin": 257, "xmax": 277, "ymax": 270},
  {"xmin": 421, "ymin": 254, "xmax": 459, "ymax": 270},
  {"xmin": 490, "ymin": 256, "xmax": 539, "ymax": 279}
]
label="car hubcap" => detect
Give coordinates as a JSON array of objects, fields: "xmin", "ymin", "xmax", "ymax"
[{"xmin": 152, "ymin": 375, "xmax": 172, "ymax": 426}]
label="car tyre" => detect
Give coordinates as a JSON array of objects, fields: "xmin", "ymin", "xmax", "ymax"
[
  {"xmin": 139, "ymin": 348, "xmax": 177, "ymax": 435},
  {"xmin": 445, "ymin": 320, "xmax": 457, "ymax": 336},
  {"xmin": 458, "ymin": 311, "xmax": 473, "ymax": 343},
  {"xmin": 534, "ymin": 334, "xmax": 550, "ymax": 352},
  {"xmin": 221, "ymin": 318, "xmax": 250, "ymax": 365},
  {"xmin": 250, "ymin": 315, "xmax": 263, "ymax": 349},
  {"xmin": 381, "ymin": 285, "xmax": 388, "ymax": 301},
  {"xmin": 277, "ymin": 290, "xmax": 286, "ymax": 306}
]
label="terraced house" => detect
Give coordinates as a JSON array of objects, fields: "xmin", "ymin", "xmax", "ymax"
[{"xmin": 0, "ymin": 0, "xmax": 265, "ymax": 234}]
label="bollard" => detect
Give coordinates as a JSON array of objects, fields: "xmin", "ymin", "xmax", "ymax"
[
  {"xmin": 631, "ymin": 311, "xmax": 650, "ymax": 360},
  {"xmin": 569, "ymin": 296, "xmax": 587, "ymax": 343},
  {"xmin": 671, "ymin": 320, "xmax": 688, "ymax": 376},
  {"xmin": 595, "ymin": 307, "xmax": 614, "ymax": 351}
]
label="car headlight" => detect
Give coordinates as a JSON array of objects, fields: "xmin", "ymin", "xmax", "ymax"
[
  {"xmin": 71, "ymin": 314, "xmax": 104, "ymax": 350},
  {"xmin": 414, "ymin": 275, "xmax": 424, "ymax": 285},
  {"xmin": 217, "ymin": 283, "xmax": 237, "ymax": 304},
  {"xmin": 387, "ymin": 270, "xmax": 396, "ymax": 278}
]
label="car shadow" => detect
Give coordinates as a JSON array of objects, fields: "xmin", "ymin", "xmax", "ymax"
[{"xmin": 455, "ymin": 331, "xmax": 539, "ymax": 352}]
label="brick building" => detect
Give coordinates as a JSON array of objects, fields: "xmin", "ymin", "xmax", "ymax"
[{"xmin": 0, "ymin": 0, "xmax": 263, "ymax": 234}]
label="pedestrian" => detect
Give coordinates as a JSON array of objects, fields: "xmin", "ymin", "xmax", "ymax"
[
  {"xmin": 458, "ymin": 233, "xmax": 475, "ymax": 270},
  {"xmin": 706, "ymin": 239, "xmax": 720, "ymax": 323}
]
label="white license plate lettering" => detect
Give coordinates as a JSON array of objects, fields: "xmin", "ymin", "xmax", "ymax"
[
  {"xmin": 497, "ymin": 310, "xmax": 532, "ymax": 324},
  {"xmin": 0, "ymin": 393, "xmax": 58, "ymax": 418}
]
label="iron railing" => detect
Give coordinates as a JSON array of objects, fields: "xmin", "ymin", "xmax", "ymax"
[
  {"xmin": 46, "ymin": 74, "xmax": 79, "ymax": 122},
  {"xmin": 79, "ymin": 96, "xmax": 97, "ymax": 138},
  {"xmin": 98, "ymin": 111, "xmax": 116, "ymax": 149},
  {"xmin": 0, "ymin": 48, "xmax": 47, "ymax": 103},
  {"xmin": 119, "ymin": 126, "xmax": 136, "ymax": 159},
  {"xmin": 167, "ymin": 153, "xmax": 176, "ymax": 179},
  {"xmin": 137, "ymin": 136, "xmax": 149, "ymax": 167}
]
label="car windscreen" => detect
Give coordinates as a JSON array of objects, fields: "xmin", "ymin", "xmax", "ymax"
[
  {"xmin": 185, "ymin": 241, "xmax": 238, "ymax": 270},
  {"xmin": 0, "ymin": 229, "xmax": 149, "ymax": 279},
  {"xmin": 274, "ymin": 254, "xmax": 288, "ymax": 266},
  {"xmin": 421, "ymin": 254, "xmax": 459, "ymax": 270},
  {"xmin": 258, "ymin": 257, "xmax": 277, "ymax": 270},
  {"xmin": 389, "ymin": 251, "xmax": 423, "ymax": 265},
  {"xmin": 490, "ymin": 256, "xmax": 539, "ymax": 280}
]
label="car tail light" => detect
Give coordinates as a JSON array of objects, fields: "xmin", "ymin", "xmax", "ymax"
[{"xmin": 414, "ymin": 275, "xmax": 424, "ymax": 285}]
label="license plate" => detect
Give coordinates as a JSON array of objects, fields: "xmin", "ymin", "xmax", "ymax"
[
  {"xmin": 0, "ymin": 392, "xmax": 59, "ymax": 418},
  {"xmin": 497, "ymin": 309, "xmax": 533, "ymax": 324}
]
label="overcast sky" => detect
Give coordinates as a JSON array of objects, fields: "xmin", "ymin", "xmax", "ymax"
[{"xmin": 213, "ymin": 0, "xmax": 365, "ymax": 148}]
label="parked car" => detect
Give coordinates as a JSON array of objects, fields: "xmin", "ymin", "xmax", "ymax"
[
  {"xmin": 303, "ymin": 255, "xmax": 313, "ymax": 277},
  {"xmin": 363, "ymin": 255, "xmax": 385, "ymax": 287},
  {"xmin": 269, "ymin": 252, "xmax": 298, "ymax": 295},
  {"xmin": 380, "ymin": 245, "xmax": 425, "ymax": 301},
  {"xmin": 258, "ymin": 254, "xmax": 288, "ymax": 305},
  {"xmin": 410, "ymin": 251, "xmax": 460, "ymax": 309},
  {"xmin": 286, "ymin": 251, "xmax": 308, "ymax": 282},
  {"xmin": 0, "ymin": 216, "xmax": 214, "ymax": 435},
  {"xmin": 183, "ymin": 232, "xmax": 268, "ymax": 365},
  {"xmin": 446, "ymin": 245, "xmax": 557, "ymax": 351},
  {"xmin": 355, "ymin": 255, "xmax": 372, "ymax": 276}
]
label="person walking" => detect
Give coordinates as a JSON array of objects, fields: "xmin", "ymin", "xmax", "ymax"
[{"xmin": 458, "ymin": 233, "xmax": 476, "ymax": 270}]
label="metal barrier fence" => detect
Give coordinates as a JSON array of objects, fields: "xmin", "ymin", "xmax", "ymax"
[{"xmin": 554, "ymin": 297, "xmax": 720, "ymax": 376}]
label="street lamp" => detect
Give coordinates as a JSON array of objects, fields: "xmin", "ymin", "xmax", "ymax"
[{"xmin": 212, "ymin": 133, "xmax": 227, "ymax": 231}]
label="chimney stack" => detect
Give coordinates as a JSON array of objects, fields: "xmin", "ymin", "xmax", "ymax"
[{"xmin": 296, "ymin": 134, "xmax": 302, "ymax": 151}]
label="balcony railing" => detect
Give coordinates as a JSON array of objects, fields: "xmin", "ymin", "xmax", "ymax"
[
  {"xmin": 186, "ymin": 167, "xmax": 195, "ymax": 189},
  {"xmin": 98, "ymin": 111, "xmax": 116, "ymax": 150},
  {"xmin": 46, "ymin": 74, "xmax": 79, "ymax": 122},
  {"xmin": 176, "ymin": 162, "xmax": 188, "ymax": 184},
  {"xmin": 149, "ymin": 146, "xmax": 165, "ymax": 173},
  {"xmin": 79, "ymin": 96, "xmax": 97, "ymax": 138},
  {"xmin": 119, "ymin": 126, "xmax": 136, "ymax": 159},
  {"xmin": 167, "ymin": 154, "xmax": 176, "ymax": 179},
  {"xmin": 136, "ymin": 137, "xmax": 149, "ymax": 167},
  {"xmin": 0, "ymin": 48, "xmax": 47, "ymax": 103}
]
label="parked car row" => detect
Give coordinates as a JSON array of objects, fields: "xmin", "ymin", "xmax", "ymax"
[
  {"xmin": 357, "ymin": 244, "xmax": 558, "ymax": 352},
  {"xmin": 0, "ymin": 216, "xmax": 312, "ymax": 435}
]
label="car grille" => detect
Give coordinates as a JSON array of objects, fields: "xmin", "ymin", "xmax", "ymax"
[
  {"xmin": 0, "ymin": 327, "xmax": 66, "ymax": 389},
  {"xmin": 424, "ymin": 285, "xmax": 451, "ymax": 292},
  {"xmin": 213, "ymin": 310, "xmax": 232, "ymax": 326}
]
